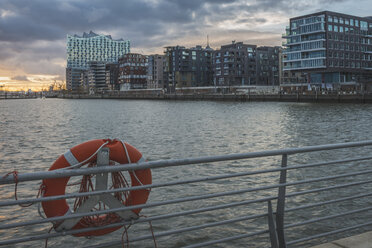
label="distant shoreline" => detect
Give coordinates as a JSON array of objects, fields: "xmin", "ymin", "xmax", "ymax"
[
  {"xmin": 56, "ymin": 92, "xmax": 372, "ymax": 104},
  {"xmin": 3, "ymin": 92, "xmax": 372, "ymax": 103}
]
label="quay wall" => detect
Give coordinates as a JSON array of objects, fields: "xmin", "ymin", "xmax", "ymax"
[
  {"xmin": 0, "ymin": 94, "xmax": 37, "ymax": 100},
  {"xmin": 58, "ymin": 92, "xmax": 372, "ymax": 103}
]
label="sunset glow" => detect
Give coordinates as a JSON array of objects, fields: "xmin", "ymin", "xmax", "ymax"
[{"xmin": 1, "ymin": 0, "xmax": 372, "ymax": 91}]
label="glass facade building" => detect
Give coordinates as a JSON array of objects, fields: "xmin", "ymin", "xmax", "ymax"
[
  {"xmin": 283, "ymin": 11, "xmax": 372, "ymax": 89},
  {"xmin": 66, "ymin": 31, "xmax": 130, "ymax": 91},
  {"xmin": 67, "ymin": 31, "xmax": 130, "ymax": 69},
  {"xmin": 283, "ymin": 13, "xmax": 326, "ymax": 71}
]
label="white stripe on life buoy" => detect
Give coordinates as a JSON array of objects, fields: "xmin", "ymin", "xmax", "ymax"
[
  {"xmin": 63, "ymin": 150, "xmax": 79, "ymax": 166},
  {"xmin": 137, "ymin": 156, "xmax": 146, "ymax": 164}
]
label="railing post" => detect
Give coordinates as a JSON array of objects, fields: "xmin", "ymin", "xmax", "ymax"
[
  {"xmin": 268, "ymin": 200, "xmax": 279, "ymax": 248},
  {"xmin": 276, "ymin": 154, "xmax": 288, "ymax": 248}
]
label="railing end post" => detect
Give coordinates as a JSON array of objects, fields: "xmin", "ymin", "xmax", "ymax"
[
  {"xmin": 276, "ymin": 154, "xmax": 288, "ymax": 248},
  {"xmin": 268, "ymin": 200, "xmax": 279, "ymax": 248}
]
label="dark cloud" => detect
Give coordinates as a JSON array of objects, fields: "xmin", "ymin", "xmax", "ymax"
[
  {"xmin": 236, "ymin": 18, "xmax": 268, "ymax": 24},
  {"xmin": 11, "ymin": 75, "xmax": 29, "ymax": 81},
  {"xmin": 0, "ymin": 0, "xmax": 371, "ymax": 84}
]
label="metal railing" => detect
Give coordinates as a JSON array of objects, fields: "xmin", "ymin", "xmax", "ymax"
[{"xmin": 1, "ymin": 140, "xmax": 372, "ymax": 247}]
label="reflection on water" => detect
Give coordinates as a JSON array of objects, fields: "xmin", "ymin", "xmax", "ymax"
[{"xmin": 1, "ymin": 99, "xmax": 372, "ymax": 247}]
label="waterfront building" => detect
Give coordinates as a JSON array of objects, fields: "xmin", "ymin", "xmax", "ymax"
[
  {"xmin": 213, "ymin": 41, "xmax": 280, "ymax": 87},
  {"xmin": 147, "ymin": 55, "xmax": 167, "ymax": 89},
  {"xmin": 66, "ymin": 68, "xmax": 85, "ymax": 91},
  {"xmin": 82, "ymin": 70, "xmax": 89, "ymax": 92},
  {"xmin": 87, "ymin": 61, "xmax": 107, "ymax": 93},
  {"xmin": 164, "ymin": 45, "xmax": 213, "ymax": 90},
  {"xmin": 256, "ymin": 46, "xmax": 281, "ymax": 86},
  {"xmin": 282, "ymin": 11, "xmax": 372, "ymax": 91},
  {"xmin": 118, "ymin": 53, "xmax": 148, "ymax": 90},
  {"xmin": 67, "ymin": 31, "xmax": 130, "ymax": 69},
  {"xmin": 213, "ymin": 42, "xmax": 257, "ymax": 86},
  {"xmin": 66, "ymin": 31, "xmax": 130, "ymax": 91},
  {"xmin": 105, "ymin": 63, "xmax": 120, "ymax": 91}
]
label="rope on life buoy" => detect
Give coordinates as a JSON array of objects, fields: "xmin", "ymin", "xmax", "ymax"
[
  {"xmin": 2, "ymin": 170, "xmax": 46, "ymax": 208},
  {"xmin": 120, "ymin": 215, "xmax": 157, "ymax": 248}
]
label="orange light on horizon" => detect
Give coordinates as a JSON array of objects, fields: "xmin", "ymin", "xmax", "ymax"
[{"xmin": 0, "ymin": 74, "xmax": 65, "ymax": 92}]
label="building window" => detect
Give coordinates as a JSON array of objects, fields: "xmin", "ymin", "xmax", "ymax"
[
  {"xmin": 334, "ymin": 16, "xmax": 338, "ymax": 23},
  {"xmin": 334, "ymin": 25, "xmax": 338, "ymax": 32},
  {"xmin": 361, "ymin": 21, "xmax": 368, "ymax": 31},
  {"xmin": 328, "ymin": 24, "xmax": 333, "ymax": 31},
  {"xmin": 340, "ymin": 26, "xmax": 344, "ymax": 32},
  {"xmin": 350, "ymin": 19, "xmax": 354, "ymax": 26},
  {"xmin": 328, "ymin": 16, "xmax": 333, "ymax": 22}
]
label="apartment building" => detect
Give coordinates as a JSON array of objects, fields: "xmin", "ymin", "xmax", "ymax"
[
  {"xmin": 283, "ymin": 11, "xmax": 372, "ymax": 91},
  {"xmin": 213, "ymin": 41, "xmax": 281, "ymax": 87},
  {"xmin": 147, "ymin": 55, "xmax": 166, "ymax": 89},
  {"xmin": 118, "ymin": 53, "xmax": 148, "ymax": 90},
  {"xmin": 164, "ymin": 45, "xmax": 213, "ymax": 90}
]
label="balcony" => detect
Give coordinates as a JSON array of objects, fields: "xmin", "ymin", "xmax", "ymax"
[
  {"xmin": 285, "ymin": 29, "xmax": 325, "ymax": 39},
  {"xmin": 299, "ymin": 20, "xmax": 325, "ymax": 27},
  {"xmin": 283, "ymin": 47, "xmax": 326, "ymax": 54},
  {"xmin": 286, "ymin": 56, "xmax": 326, "ymax": 62},
  {"xmin": 286, "ymin": 38, "xmax": 326, "ymax": 47},
  {"xmin": 284, "ymin": 65, "xmax": 326, "ymax": 70}
]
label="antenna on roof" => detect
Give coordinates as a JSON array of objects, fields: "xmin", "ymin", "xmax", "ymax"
[{"xmin": 206, "ymin": 34, "xmax": 211, "ymax": 49}]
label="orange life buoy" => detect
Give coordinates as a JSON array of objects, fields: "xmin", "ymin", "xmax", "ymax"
[{"xmin": 41, "ymin": 139, "xmax": 152, "ymax": 237}]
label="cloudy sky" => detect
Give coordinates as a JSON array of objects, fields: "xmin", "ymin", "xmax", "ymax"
[{"xmin": 0, "ymin": 0, "xmax": 371, "ymax": 90}]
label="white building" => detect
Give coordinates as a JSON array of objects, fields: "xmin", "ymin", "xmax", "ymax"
[
  {"xmin": 67, "ymin": 31, "xmax": 130, "ymax": 69},
  {"xmin": 66, "ymin": 31, "xmax": 130, "ymax": 91}
]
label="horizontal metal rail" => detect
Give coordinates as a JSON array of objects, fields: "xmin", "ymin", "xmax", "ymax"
[
  {"xmin": 184, "ymin": 230, "xmax": 269, "ymax": 248},
  {"xmin": 285, "ymin": 206, "xmax": 372, "ymax": 229},
  {"xmin": 0, "ymin": 201, "xmax": 270, "ymax": 246},
  {"xmin": 4, "ymin": 186, "xmax": 372, "ymax": 246},
  {"xmin": 287, "ymin": 221, "xmax": 372, "ymax": 246},
  {"xmin": 85, "ymin": 213, "xmax": 268, "ymax": 248},
  {"xmin": 3, "ymin": 168, "xmax": 371, "ymax": 231},
  {"xmin": 84, "ymin": 194, "xmax": 372, "ymax": 248},
  {"xmin": 4, "ymin": 188, "xmax": 370, "ymax": 246},
  {"xmin": 2, "ymin": 154, "xmax": 371, "ymax": 207},
  {"xmin": 2, "ymin": 140, "xmax": 372, "ymax": 184},
  {"xmin": 1, "ymin": 140, "xmax": 372, "ymax": 247},
  {"xmin": 286, "ymin": 191, "xmax": 372, "ymax": 213}
]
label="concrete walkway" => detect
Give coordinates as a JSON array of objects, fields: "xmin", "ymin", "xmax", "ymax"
[{"xmin": 311, "ymin": 231, "xmax": 372, "ymax": 248}]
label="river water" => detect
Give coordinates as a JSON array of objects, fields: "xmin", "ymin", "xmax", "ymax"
[{"xmin": 0, "ymin": 99, "xmax": 372, "ymax": 247}]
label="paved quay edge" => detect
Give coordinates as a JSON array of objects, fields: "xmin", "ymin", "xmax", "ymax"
[{"xmin": 311, "ymin": 230, "xmax": 372, "ymax": 248}]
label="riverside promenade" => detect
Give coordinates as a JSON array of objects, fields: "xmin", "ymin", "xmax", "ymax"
[
  {"xmin": 312, "ymin": 231, "xmax": 372, "ymax": 248},
  {"xmin": 58, "ymin": 92, "xmax": 372, "ymax": 103}
]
